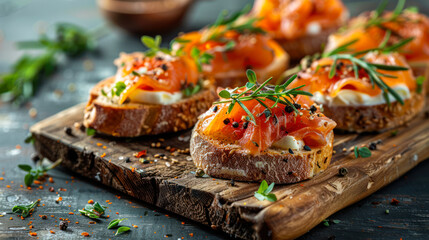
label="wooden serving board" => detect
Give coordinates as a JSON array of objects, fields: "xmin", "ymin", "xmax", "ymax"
[{"xmin": 30, "ymin": 102, "xmax": 429, "ymax": 240}]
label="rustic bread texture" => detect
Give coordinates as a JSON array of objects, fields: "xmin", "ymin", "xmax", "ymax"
[
  {"xmin": 190, "ymin": 121, "xmax": 334, "ymax": 184},
  {"xmin": 213, "ymin": 50, "xmax": 289, "ymax": 88},
  {"xmin": 84, "ymin": 77, "xmax": 217, "ymax": 137},
  {"xmin": 276, "ymin": 27, "xmax": 338, "ymax": 60},
  {"xmin": 322, "ymin": 91, "xmax": 425, "ymax": 133}
]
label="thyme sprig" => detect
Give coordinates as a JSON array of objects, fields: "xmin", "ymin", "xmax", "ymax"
[
  {"xmin": 141, "ymin": 35, "xmax": 190, "ymax": 57},
  {"xmin": 214, "ymin": 69, "xmax": 312, "ymax": 125}
]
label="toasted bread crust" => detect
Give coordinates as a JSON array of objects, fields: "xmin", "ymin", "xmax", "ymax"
[
  {"xmin": 276, "ymin": 27, "xmax": 338, "ymax": 60},
  {"xmin": 84, "ymin": 77, "xmax": 217, "ymax": 137},
  {"xmin": 212, "ymin": 50, "xmax": 289, "ymax": 88},
  {"xmin": 190, "ymin": 121, "xmax": 334, "ymax": 184},
  {"xmin": 322, "ymin": 91, "xmax": 424, "ymax": 132}
]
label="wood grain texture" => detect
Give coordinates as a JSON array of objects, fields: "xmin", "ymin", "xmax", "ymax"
[{"xmin": 30, "ymin": 102, "xmax": 429, "ymax": 240}]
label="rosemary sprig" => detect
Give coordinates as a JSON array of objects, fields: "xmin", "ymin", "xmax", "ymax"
[
  {"xmin": 364, "ymin": 0, "xmax": 413, "ymax": 29},
  {"xmin": 214, "ymin": 69, "xmax": 312, "ymax": 125},
  {"xmin": 322, "ymin": 36, "xmax": 414, "ymax": 105},
  {"xmin": 0, "ymin": 23, "xmax": 106, "ymax": 104},
  {"xmin": 203, "ymin": 4, "xmax": 265, "ymax": 42}
]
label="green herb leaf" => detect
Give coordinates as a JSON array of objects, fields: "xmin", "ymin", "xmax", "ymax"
[
  {"xmin": 18, "ymin": 164, "xmax": 32, "ymax": 172},
  {"xmin": 332, "ymin": 219, "xmax": 341, "ymax": 224},
  {"xmin": 254, "ymin": 180, "xmax": 277, "ymax": 202},
  {"xmin": 218, "ymin": 90, "xmax": 231, "ymax": 99},
  {"xmin": 93, "ymin": 202, "xmax": 106, "ymax": 215},
  {"xmin": 79, "ymin": 209, "xmax": 100, "ymax": 219},
  {"xmin": 358, "ymin": 147, "xmax": 372, "ymax": 158},
  {"xmin": 24, "ymin": 134, "xmax": 35, "ymax": 144},
  {"xmin": 354, "ymin": 146, "xmax": 372, "ymax": 158},
  {"xmin": 114, "ymin": 81, "xmax": 126, "ymax": 96},
  {"xmin": 24, "ymin": 173, "xmax": 34, "ymax": 187},
  {"xmin": 115, "ymin": 226, "xmax": 131, "ymax": 236},
  {"xmin": 246, "ymin": 69, "xmax": 257, "ymax": 84},
  {"xmin": 107, "ymin": 218, "xmax": 128, "ymax": 229},
  {"xmin": 12, "ymin": 199, "xmax": 40, "ymax": 218},
  {"xmin": 416, "ymin": 76, "xmax": 425, "ymax": 94},
  {"xmin": 86, "ymin": 128, "xmax": 96, "ymax": 136}
]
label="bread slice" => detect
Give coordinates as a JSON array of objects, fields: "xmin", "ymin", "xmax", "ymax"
[
  {"xmin": 84, "ymin": 77, "xmax": 217, "ymax": 137},
  {"xmin": 322, "ymin": 91, "xmax": 424, "ymax": 133},
  {"xmin": 190, "ymin": 121, "xmax": 334, "ymax": 184},
  {"xmin": 212, "ymin": 45, "xmax": 289, "ymax": 88}
]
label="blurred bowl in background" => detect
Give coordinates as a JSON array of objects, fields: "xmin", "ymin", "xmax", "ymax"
[{"xmin": 97, "ymin": 0, "xmax": 194, "ymax": 34}]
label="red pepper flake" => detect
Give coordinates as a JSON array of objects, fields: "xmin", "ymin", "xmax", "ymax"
[
  {"xmin": 6, "ymin": 185, "xmax": 10, "ymax": 188},
  {"xmin": 181, "ymin": 222, "xmax": 185, "ymax": 225},
  {"xmin": 134, "ymin": 150, "xmax": 147, "ymax": 158},
  {"xmin": 131, "ymin": 167, "xmax": 135, "ymax": 173},
  {"xmin": 108, "ymin": 202, "xmax": 112, "ymax": 205},
  {"xmin": 132, "ymin": 224, "xmax": 138, "ymax": 228},
  {"xmin": 29, "ymin": 225, "xmax": 33, "ymax": 228},
  {"xmin": 39, "ymin": 186, "xmax": 43, "ymax": 190},
  {"xmin": 68, "ymin": 212, "xmax": 74, "ymax": 215},
  {"xmin": 49, "ymin": 177, "xmax": 54, "ymax": 183},
  {"xmin": 50, "ymin": 230, "xmax": 55, "ymax": 234},
  {"xmin": 0, "ymin": 177, "xmax": 3, "ymax": 180},
  {"xmin": 96, "ymin": 143, "xmax": 103, "ymax": 146},
  {"xmin": 81, "ymin": 232, "xmax": 90, "ymax": 237},
  {"xmin": 116, "ymin": 195, "xmax": 121, "ymax": 199},
  {"xmin": 33, "ymin": 180, "xmax": 42, "ymax": 185},
  {"xmin": 76, "ymin": 221, "xmax": 79, "ymax": 224},
  {"xmin": 103, "ymin": 146, "xmax": 107, "ymax": 149},
  {"xmin": 100, "ymin": 153, "xmax": 106, "ymax": 158},
  {"xmin": 115, "ymin": 212, "xmax": 119, "ymax": 215},
  {"xmin": 51, "ymin": 215, "xmax": 55, "ymax": 218},
  {"xmin": 20, "ymin": 185, "xmax": 23, "ymax": 188},
  {"xmin": 89, "ymin": 221, "xmax": 96, "ymax": 224},
  {"xmin": 29, "ymin": 232, "xmax": 37, "ymax": 236},
  {"xmin": 189, "ymin": 233, "xmax": 194, "ymax": 237},
  {"xmin": 88, "ymin": 199, "xmax": 94, "ymax": 204},
  {"xmin": 27, "ymin": 187, "xmax": 32, "ymax": 190},
  {"xmin": 391, "ymin": 198, "xmax": 400, "ymax": 205},
  {"xmin": 16, "ymin": 145, "xmax": 21, "ymax": 149}
]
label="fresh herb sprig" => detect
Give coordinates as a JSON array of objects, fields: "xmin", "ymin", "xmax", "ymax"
[
  {"xmin": 0, "ymin": 23, "xmax": 105, "ymax": 104},
  {"xmin": 364, "ymin": 0, "xmax": 417, "ymax": 29},
  {"xmin": 354, "ymin": 146, "xmax": 372, "ymax": 158},
  {"xmin": 190, "ymin": 47, "xmax": 215, "ymax": 72},
  {"xmin": 182, "ymin": 81, "xmax": 202, "ymax": 97},
  {"xmin": 79, "ymin": 201, "xmax": 106, "ymax": 219},
  {"xmin": 18, "ymin": 159, "xmax": 62, "ymax": 186},
  {"xmin": 214, "ymin": 69, "xmax": 312, "ymax": 125},
  {"xmin": 141, "ymin": 35, "xmax": 190, "ymax": 57},
  {"xmin": 115, "ymin": 226, "xmax": 131, "ymax": 236},
  {"xmin": 203, "ymin": 5, "xmax": 265, "ymax": 42},
  {"xmin": 321, "ymin": 37, "xmax": 414, "ymax": 105},
  {"xmin": 254, "ymin": 180, "xmax": 277, "ymax": 202},
  {"xmin": 12, "ymin": 199, "xmax": 40, "ymax": 218},
  {"xmin": 107, "ymin": 218, "xmax": 128, "ymax": 229}
]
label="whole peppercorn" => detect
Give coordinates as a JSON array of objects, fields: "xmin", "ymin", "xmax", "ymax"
[
  {"xmin": 338, "ymin": 167, "xmax": 348, "ymax": 177},
  {"xmin": 243, "ymin": 122, "xmax": 249, "ymax": 129},
  {"xmin": 293, "ymin": 103, "xmax": 301, "ymax": 110},
  {"xmin": 232, "ymin": 122, "xmax": 239, "ymax": 128},
  {"xmin": 223, "ymin": 118, "xmax": 230, "ymax": 125},
  {"xmin": 41, "ymin": 215, "xmax": 47, "ymax": 220},
  {"xmin": 285, "ymin": 105, "xmax": 294, "ymax": 113},
  {"xmin": 59, "ymin": 221, "xmax": 68, "ymax": 230},
  {"xmin": 64, "ymin": 127, "xmax": 73, "ymax": 136},
  {"xmin": 368, "ymin": 142, "xmax": 377, "ymax": 150}
]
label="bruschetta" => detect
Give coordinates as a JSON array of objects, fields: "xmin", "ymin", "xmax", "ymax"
[
  {"xmin": 251, "ymin": 0, "xmax": 349, "ymax": 59},
  {"xmin": 324, "ymin": 0, "xmax": 429, "ymax": 93},
  {"xmin": 84, "ymin": 36, "xmax": 217, "ymax": 137},
  {"xmin": 288, "ymin": 49, "xmax": 425, "ymax": 132},
  {"xmin": 190, "ymin": 70, "xmax": 336, "ymax": 183},
  {"xmin": 173, "ymin": 6, "xmax": 289, "ymax": 88}
]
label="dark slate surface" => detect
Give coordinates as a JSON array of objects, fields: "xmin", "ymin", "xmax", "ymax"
[{"xmin": 0, "ymin": 0, "xmax": 428, "ymax": 239}]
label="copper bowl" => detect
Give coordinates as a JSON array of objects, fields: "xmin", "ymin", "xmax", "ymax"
[{"xmin": 97, "ymin": 0, "xmax": 194, "ymax": 34}]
